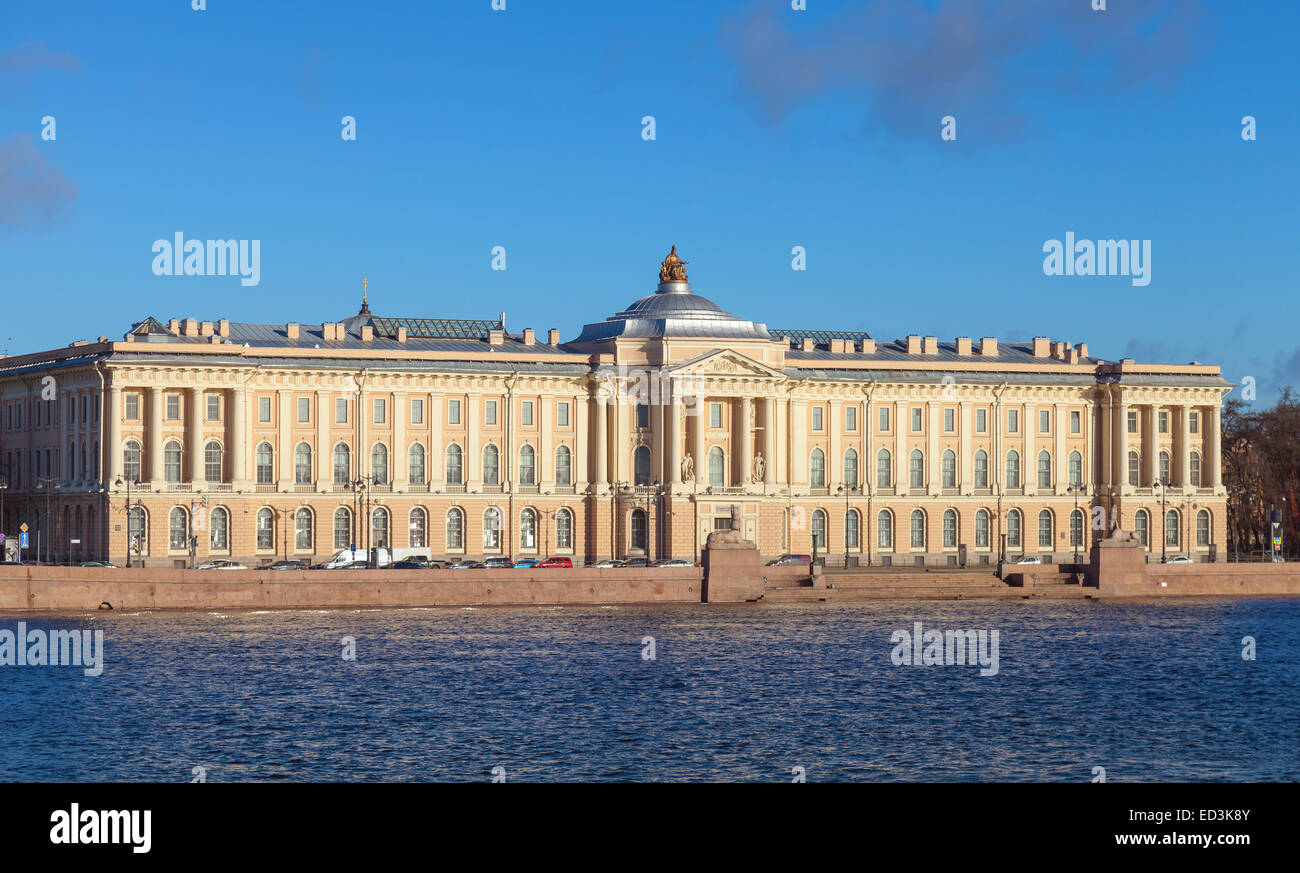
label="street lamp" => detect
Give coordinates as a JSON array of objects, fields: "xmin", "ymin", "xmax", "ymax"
[
  {"xmin": 36, "ymin": 477, "xmax": 60, "ymax": 563},
  {"xmin": 1067, "ymin": 482, "xmax": 1087, "ymax": 563},
  {"xmin": 114, "ymin": 476, "xmax": 141, "ymax": 567},
  {"xmin": 836, "ymin": 483, "xmax": 854, "ymax": 568},
  {"xmin": 0, "ymin": 477, "xmax": 8, "ymax": 559},
  {"xmin": 1153, "ymin": 478, "xmax": 1169, "ymax": 563}
]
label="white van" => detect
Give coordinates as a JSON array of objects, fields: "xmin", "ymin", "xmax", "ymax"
[{"xmin": 322, "ymin": 547, "xmax": 431, "ymax": 569}]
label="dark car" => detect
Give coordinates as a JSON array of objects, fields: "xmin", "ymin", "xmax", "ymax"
[
  {"xmin": 481, "ymin": 556, "xmax": 514, "ymax": 569},
  {"xmin": 622, "ymin": 557, "xmax": 650, "ymax": 568},
  {"xmin": 449, "ymin": 560, "xmax": 483, "ymax": 569},
  {"xmin": 389, "ymin": 560, "xmax": 426, "ymax": 569},
  {"xmin": 765, "ymin": 554, "xmax": 812, "ymax": 566},
  {"xmin": 425, "ymin": 560, "xmax": 452, "ymax": 569},
  {"xmin": 269, "ymin": 560, "xmax": 308, "ymax": 570},
  {"xmin": 538, "ymin": 556, "xmax": 573, "ymax": 568}
]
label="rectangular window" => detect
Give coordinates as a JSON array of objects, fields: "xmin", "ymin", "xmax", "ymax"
[
  {"xmin": 911, "ymin": 408, "xmax": 922, "ymax": 432},
  {"xmin": 68, "ymin": 397, "xmax": 75, "ymax": 424},
  {"xmin": 557, "ymin": 402, "xmax": 570, "ymax": 427},
  {"xmin": 710, "ymin": 403, "xmax": 722, "ymax": 429},
  {"xmin": 297, "ymin": 397, "xmax": 311, "ymax": 423},
  {"xmin": 634, "ymin": 403, "xmax": 647, "ymax": 429},
  {"xmin": 335, "ymin": 398, "xmax": 348, "ymax": 424},
  {"xmin": 165, "ymin": 394, "xmax": 180, "ymax": 420},
  {"xmin": 976, "ymin": 409, "xmax": 987, "ymax": 433},
  {"xmin": 1127, "ymin": 411, "xmax": 1138, "ymax": 433},
  {"xmin": 1190, "ymin": 411, "xmax": 1199, "ymax": 434},
  {"xmin": 485, "ymin": 400, "xmax": 498, "ymax": 425},
  {"xmin": 943, "ymin": 408, "xmax": 955, "ymax": 433},
  {"xmin": 410, "ymin": 398, "xmax": 424, "ymax": 425},
  {"xmin": 1039, "ymin": 409, "xmax": 1050, "ymax": 434},
  {"xmin": 522, "ymin": 401, "xmax": 535, "ymax": 427},
  {"xmin": 126, "ymin": 395, "xmax": 141, "ymax": 421},
  {"xmin": 811, "ymin": 407, "xmax": 824, "ymax": 431},
  {"xmin": 1158, "ymin": 410, "xmax": 1169, "ymax": 433},
  {"xmin": 1070, "ymin": 410, "xmax": 1081, "ymax": 434},
  {"xmin": 207, "ymin": 395, "xmax": 221, "ymax": 421},
  {"xmin": 258, "ymin": 397, "xmax": 272, "ymax": 423},
  {"xmin": 373, "ymin": 398, "xmax": 387, "ymax": 424},
  {"xmin": 1007, "ymin": 409, "xmax": 1019, "ymax": 433},
  {"xmin": 448, "ymin": 399, "xmax": 461, "ymax": 425},
  {"xmin": 845, "ymin": 407, "xmax": 856, "ymax": 431},
  {"xmin": 879, "ymin": 407, "xmax": 890, "ymax": 431}
]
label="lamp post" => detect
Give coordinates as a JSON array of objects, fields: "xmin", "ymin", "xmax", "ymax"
[
  {"xmin": 36, "ymin": 477, "xmax": 60, "ymax": 563},
  {"xmin": 608, "ymin": 481, "xmax": 623, "ymax": 562},
  {"xmin": 114, "ymin": 476, "xmax": 140, "ymax": 567},
  {"xmin": 1153, "ymin": 478, "xmax": 1169, "ymax": 563},
  {"xmin": 1068, "ymin": 482, "xmax": 1086, "ymax": 563},
  {"xmin": 645, "ymin": 481, "xmax": 659, "ymax": 563},
  {"xmin": 836, "ymin": 484, "xmax": 853, "ymax": 568},
  {"xmin": 0, "ymin": 477, "xmax": 7, "ymax": 559}
]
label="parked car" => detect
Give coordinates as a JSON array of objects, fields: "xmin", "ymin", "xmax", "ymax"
[
  {"xmin": 1165, "ymin": 555, "xmax": 1193, "ymax": 564},
  {"xmin": 449, "ymin": 560, "xmax": 483, "ymax": 569},
  {"xmin": 269, "ymin": 560, "xmax": 308, "ymax": 570},
  {"xmin": 425, "ymin": 560, "xmax": 452, "ymax": 569},
  {"xmin": 622, "ymin": 557, "xmax": 650, "ymax": 568},
  {"xmin": 513, "ymin": 559, "xmax": 540, "ymax": 569},
  {"xmin": 481, "ymin": 556, "xmax": 514, "ymax": 569},
  {"xmin": 196, "ymin": 560, "xmax": 248, "ymax": 570},
  {"xmin": 538, "ymin": 556, "xmax": 573, "ymax": 568},
  {"xmin": 390, "ymin": 560, "xmax": 427, "ymax": 569},
  {"xmin": 651, "ymin": 558, "xmax": 693, "ymax": 567},
  {"xmin": 1012, "ymin": 556, "xmax": 1042, "ymax": 565},
  {"xmin": 591, "ymin": 559, "xmax": 625, "ymax": 568},
  {"xmin": 77, "ymin": 561, "xmax": 118, "ymax": 568},
  {"xmin": 765, "ymin": 554, "xmax": 812, "ymax": 566}
]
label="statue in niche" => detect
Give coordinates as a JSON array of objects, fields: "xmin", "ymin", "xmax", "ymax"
[
  {"xmin": 752, "ymin": 452, "xmax": 765, "ymax": 483},
  {"xmin": 681, "ymin": 452, "xmax": 694, "ymax": 483}
]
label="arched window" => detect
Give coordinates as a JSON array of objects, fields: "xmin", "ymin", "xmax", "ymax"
[
  {"xmin": 333, "ymin": 443, "xmax": 351, "ymax": 485},
  {"xmin": 169, "ymin": 507, "xmax": 188, "ymax": 550},
  {"xmin": 483, "ymin": 508, "xmax": 501, "ymax": 550},
  {"xmin": 1128, "ymin": 450, "xmax": 1140, "ymax": 486},
  {"xmin": 941, "ymin": 450, "xmax": 956, "ymax": 488},
  {"xmin": 409, "ymin": 507, "xmax": 427, "ymax": 548},
  {"xmin": 1070, "ymin": 508, "xmax": 1084, "ymax": 548},
  {"xmin": 1038, "ymin": 510, "xmax": 1053, "ymax": 548},
  {"xmin": 708, "ymin": 447, "xmax": 725, "ymax": 486},
  {"xmin": 910, "ymin": 509, "xmax": 926, "ymax": 549},
  {"xmin": 333, "ymin": 507, "xmax": 351, "ymax": 550},
  {"xmin": 810, "ymin": 449, "xmax": 826, "ymax": 488},
  {"xmin": 555, "ymin": 446, "xmax": 572, "ymax": 486},
  {"xmin": 1165, "ymin": 509, "xmax": 1179, "ymax": 547},
  {"xmin": 372, "ymin": 507, "xmax": 390, "ymax": 548},
  {"xmin": 371, "ymin": 444, "xmax": 389, "ymax": 485},
  {"xmin": 876, "ymin": 449, "xmax": 892, "ymax": 489},
  {"xmin": 1007, "ymin": 509, "xmax": 1022, "ymax": 549},
  {"xmin": 633, "ymin": 445, "xmax": 651, "ymax": 485},
  {"xmin": 1037, "ymin": 450, "xmax": 1052, "ymax": 489},
  {"xmin": 1190, "ymin": 453, "xmax": 1201, "ymax": 488},
  {"xmin": 257, "ymin": 507, "xmax": 274, "ymax": 550},
  {"xmin": 446, "ymin": 508, "xmax": 464, "ymax": 551},
  {"xmin": 845, "ymin": 509, "xmax": 860, "ymax": 549},
  {"xmin": 408, "ymin": 444, "xmax": 426, "ymax": 485},
  {"xmin": 445, "ymin": 444, "xmax": 463, "ymax": 485},
  {"xmin": 1068, "ymin": 450, "xmax": 1082, "ymax": 487},
  {"xmin": 556, "ymin": 508, "xmax": 573, "ymax": 550},
  {"xmin": 255, "ymin": 442, "xmax": 274, "ymax": 484},
  {"xmin": 877, "ymin": 510, "xmax": 893, "ymax": 550},
  {"xmin": 124, "ymin": 440, "xmax": 142, "ymax": 483},
  {"xmin": 1134, "ymin": 509, "xmax": 1150, "ymax": 547},
  {"xmin": 1006, "ymin": 451, "xmax": 1021, "ymax": 489},
  {"xmin": 942, "ymin": 508, "xmax": 957, "ymax": 548},
  {"xmin": 811, "ymin": 509, "xmax": 827, "ymax": 550},
  {"xmin": 974, "ymin": 450, "xmax": 988, "ymax": 488},
  {"xmin": 295, "ymin": 508, "xmax": 313, "ymax": 550},
  {"xmin": 843, "ymin": 449, "xmax": 858, "ymax": 489},
  {"xmin": 519, "ymin": 445, "xmax": 536, "ymax": 485},
  {"xmin": 128, "ymin": 506, "xmax": 147, "ymax": 555},
  {"xmin": 520, "ymin": 508, "xmax": 537, "ymax": 549},
  {"xmin": 909, "ymin": 450, "xmax": 924, "ymax": 489},
  {"xmin": 204, "ymin": 441, "xmax": 222, "ymax": 483},
  {"xmin": 1158, "ymin": 451, "xmax": 1171, "ymax": 486},
  {"xmin": 631, "ymin": 508, "xmax": 647, "ymax": 551},
  {"xmin": 164, "ymin": 440, "xmax": 182, "ymax": 483},
  {"xmin": 975, "ymin": 509, "xmax": 990, "ymax": 548},
  {"xmin": 1196, "ymin": 509, "xmax": 1210, "ymax": 547},
  {"xmin": 295, "ymin": 442, "xmax": 312, "ymax": 484},
  {"xmin": 210, "ymin": 506, "xmax": 229, "ymax": 551},
  {"xmin": 482, "ymin": 444, "xmax": 500, "ymax": 486}
]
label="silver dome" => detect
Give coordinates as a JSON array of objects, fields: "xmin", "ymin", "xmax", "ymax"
[{"xmin": 572, "ymin": 280, "xmax": 774, "ymax": 342}]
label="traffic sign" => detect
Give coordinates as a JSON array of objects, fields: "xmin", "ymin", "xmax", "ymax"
[
  {"xmin": 20, "ymin": 532, "xmax": 29, "ymax": 548},
  {"xmin": 20, "ymin": 523, "xmax": 28, "ymax": 533}
]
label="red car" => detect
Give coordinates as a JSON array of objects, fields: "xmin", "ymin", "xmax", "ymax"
[{"xmin": 538, "ymin": 556, "xmax": 573, "ymax": 568}]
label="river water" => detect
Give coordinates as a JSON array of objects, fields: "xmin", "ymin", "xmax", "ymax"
[{"xmin": 1, "ymin": 599, "xmax": 1295, "ymax": 782}]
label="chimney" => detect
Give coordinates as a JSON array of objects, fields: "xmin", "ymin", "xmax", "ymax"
[
  {"xmin": 397, "ymin": 327, "xmax": 408, "ymax": 343},
  {"xmin": 210, "ymin": 335, "xmax": 222, "ymax": 344},
  {"xmin": 321, "ymin": 323, "xmax": 334, "ymax": 341},
  {"xmin": 906, "ymin": 335, "xmax": 922, "ymax": 354},
  {"xmin": 979, "ymin": 337, "xmax": 998, "ymax": 356},
  {"xmin": 1051, "ymin": 340, "xmax": 1065, "ymax": 359},
  {"xmin": 1077, "ymin": 342, "xmax": 1088, "ymax": 360},
  {"xmin": 200, "ymin": 321, "xmax": 214, "ymax": 336},
  {"xmin": 523, "ymin": 328, "xmax": 536, "ymax": 345},
  {"xmin": 218, "ymin": 319, "xmax": 230, "ymax": 337},
  {"xmin": 183, "ymin": 317, "xmax": 198, "ymax": 336},
  {"xmin": 830, "ymin": 339, "xmax": 846, "ymax": 353},
  {"xmin": 286, "ymin": 323, "xmax": 300, "ymax": 340},
  {"xmin": 956, "ymin": 337, "xmax": 972, "ymax": 356},
  {"xmin": 923, "ymin": 336, "xmax": 938, "ymax": 355},
  {"xmin": 1068, "ymin": 348, "xmax": 1080, "ymax": 364},
  {"xmin": 548, "ymin": 328, "xmax": 560, "ymax": 345},
  {"xmin": 168, "ymin": 318, "xmax": 180, "ymax": 334},
  {"xmin": 859, "ymin": 338, "xmax": 876, "ymax": 354},
  {"xmin": 1033, "ymin": 336, "xmax": 1050, "ymax": 357},
  {"xmin": 361, "ymin": 325, "xmax": 374, "ymax": 342},
  {"xmin": 488, "ymin": 329, "xmax": 505, "ymax": 345},
  {"xmin": 801, "ymin": 339, "xmax": 814, "ymax": 352}
]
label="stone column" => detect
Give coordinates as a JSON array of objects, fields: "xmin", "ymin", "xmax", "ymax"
[
  {"xmin": 540, "ymin": 395, "xmax": 553, "ymax": 489},
  {"xmin": 927, "ymin": 402, "xmax": 939, "ymax": 493},
  {"xmin": 1088, "ymin": 398, "xmax": 1099, "ymax": 489},
  {"xmin": 1023, "ymin": 401, "xmax": 1035, "ymax": 496},
  {"xmin": 959, "ymin": 401, "xmax": 972, "ymax": 495},
  {"xmin": 108, "ymin": 384, "xmax": 123, "ymax": 481},
  {"xmin": 1117, "ymin": 396, "xmax": 1129, "ymax": 493},
  {"xmin": 1210, "ymin": 402, "xmax": 1223, "ymax": 489},
  {"xmin": 650, "ymin": 394, "xmax": 663, "ymax": 488},
  {"xmin": 692, "ymin": 397, "xmax": 705, "ymax": 489},
  {"xmin": 466, "ymin": 392, "xmax": 479, "ymax": 488},
  {"xmin": 230, "ymin": 387, "xmax": 248, "ymax": 486},
  {"xmin": 894, "ymin": 400, "xmax": 906, "ymax": 490},
  {"xmin": 1143, "ymin": 405, "xmax": 1155, "ymax": 486},
  {"xmin": 148, "ymin": 386, "xmax": 164, "ymax": 484},
  {"xmin": 316, "ymin": 390, "xmax": 329, "ymax": 489},
  {"xmin": 1179, "ymin": 404, "xmax": 1192, "ymax": 490},
  {"xmin": 393, "ymin": 390, "xmax": 407, "ymax": 489},
  {"xmin": 669, "ymin": 389, "xmax": 683, "ymax": 492},
  {"xmin": 1054, "ymin": 402, "xmax": 1066, "ymax": 495},
  {"xmin": 429, "ymin": 390, "xmax": 443, "ymax": 487},
  {"xmin": 277, "ymin": 390, "xmax": 292, "ymax": 488},
  {"xmin": 740, "ymin": 395, "xmax": 754, "ymax": 489},
  {"xmin": 189, "ymin": 387, "xmax": 204, "ymax": 485},
  {"xmin": 575, "ymin": 394, "xmax": 589, "ymax": 488},
  {"xmin": 594, "ymin": 396, "xmax": 608, "ymax": 487},
  {"xmin": 762, "ymin": 396, "xmax": 775, "ymax": 487},
  {"xmin": 790, "ymin": 399, "xmax": 808, "ymax": 489}
]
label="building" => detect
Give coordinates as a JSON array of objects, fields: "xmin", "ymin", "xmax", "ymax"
[{"xmin": 0, "ymin": 248, "xmax": 1230, "ymax": 567}]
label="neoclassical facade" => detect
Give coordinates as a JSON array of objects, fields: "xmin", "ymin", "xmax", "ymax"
[{"xmin": 0, "ymin": 249, "xmax": 1230, "ymax": 567}]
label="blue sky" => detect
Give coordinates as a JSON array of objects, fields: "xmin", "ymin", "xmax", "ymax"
[{"xmin": 1, "ymin": 0, "xmax": 1296, "ymax": 402}]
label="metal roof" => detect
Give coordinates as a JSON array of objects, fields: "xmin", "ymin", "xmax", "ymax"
[
  {"xmin": 370, "ymin": 317, "xmax": 501, "ymax": 339},
  {"xmin": 771, "ymin": 328, "xmax": 873, "ymax": 346}
]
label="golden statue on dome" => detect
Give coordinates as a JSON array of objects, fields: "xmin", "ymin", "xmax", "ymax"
[{"xmin": 659, "ymin": 245, "xmax": 689, "ymax": 283}]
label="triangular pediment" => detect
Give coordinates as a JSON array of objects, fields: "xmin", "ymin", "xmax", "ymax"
[{"xmin": 668, "ymin": 348, "xmax": 783, "ymax": 379}]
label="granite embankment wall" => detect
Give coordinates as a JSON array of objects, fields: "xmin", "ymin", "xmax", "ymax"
[
  {"xmin": 0, "ymin": 566, "xmax": 704, "ymax": 611},
  {"xmin": 1099, "ymin": 562, "xmax": 1300, "ymax": 598}
]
